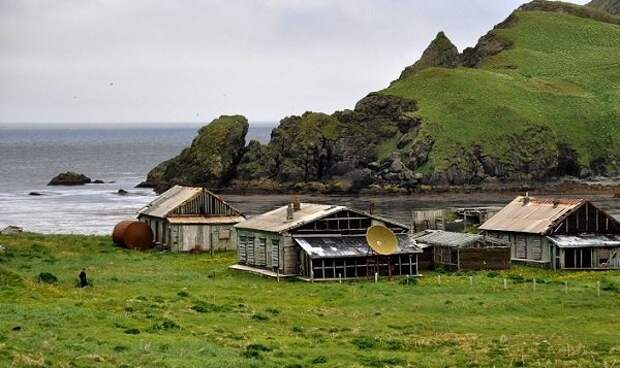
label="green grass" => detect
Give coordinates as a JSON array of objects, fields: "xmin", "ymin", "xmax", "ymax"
[
  {"xmin": 1, "ymin": 233, "xmax": 620, "ymax": 367},
  {"xmin": 382, "ymin": 10, "xmax": 620, "ymax": 172}
]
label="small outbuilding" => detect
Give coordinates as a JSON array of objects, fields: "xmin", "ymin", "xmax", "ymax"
[
  {"xmin": 232, "ymin": 202, "xmax": 421, "ymax": 280},
  {"xmin": 137, "ymin": 185, "xmax": 245, "ymax": 252},
  {"xmin": 413, "ymin": 230, "xmax": 511, "ymax": 270},
  {"xmin": 479, "ymin": 195, "xmax": 620, "ymax": 270}
]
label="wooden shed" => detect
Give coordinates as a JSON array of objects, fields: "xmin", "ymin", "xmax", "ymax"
[
  {"xmin": 413, "ymin": 230, "xmax": 511, "ymax": 270},
  {"xmin": 479, "ymin": 195, "xmax": 620, "ymax": 270},
  {"xmin": 137, "ymin": 185, "xmax": 245, "ymax": 252},
  {"xmin": 232, "ymin": 202, "xmax": 421, "ymax": 280}
]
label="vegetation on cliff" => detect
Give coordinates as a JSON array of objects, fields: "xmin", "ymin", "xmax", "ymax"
[
  {"xmin": 146, "ymin": 115, "xmax": 248, "ymax": 192},
  {"xmin": 148, "ymin": 0, "xmax": 620, "ymax": 193}
]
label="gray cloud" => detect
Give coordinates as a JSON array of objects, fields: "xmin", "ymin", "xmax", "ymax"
[{"xmin": 0, "ymin": 0, "xmax": 588, "ymax": 124}]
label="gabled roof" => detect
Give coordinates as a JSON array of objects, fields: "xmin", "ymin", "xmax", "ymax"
[
  {"xmin": 137, "ymin": 185, "xmax": 241, "ymax": 219},
  {"xmin": 234, "ymin": 203, "xmax": 409, "ymax": 234},
  {"xmin": 479, "ymin": 196, "xmax": 585, "ymax": 234},
  {"xmin": 294, "ymin": 235, "xmax": 421, "ymax": 259}
]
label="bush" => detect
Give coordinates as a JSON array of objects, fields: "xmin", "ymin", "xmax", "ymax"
[
  {"xmin": 124, "ymin": 328, "xmax": 140, "ymax": 335},
  {"xmin": 352, "ymin": 336, "xmax": 378, "ymax": 350},
  {"xmin": 252, "ymin": 313, "xmax": 269, "ymax": 321},
  {"xmin": 311, "ymin": 355, "xmax": 328, "ymax": 364},
  {"xmin": 191, "ymin": 300, "xmax": 230, "ymax": 313},
  {"xmin": 151, "ymin": 319, "xmax": 180, "ymax": 331},
  {"xmin": 487, "ymin": 271, "xmax": 500, "ymax": 278},
  {"xmin": 243, "ymin": 343, "xmax": 272, "ymax": 359},
  {"xmin": 37, "ymin": 272, "xmax": 58, "ymax": 284},
  {"xmin": 399, "ymin": 277, "xmax": 418, "ymax": 286}
]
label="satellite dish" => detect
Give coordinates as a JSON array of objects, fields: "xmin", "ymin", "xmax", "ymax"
[{"xmin": 366, "ymin": 225, "xmax": 399, "ymax": 255}]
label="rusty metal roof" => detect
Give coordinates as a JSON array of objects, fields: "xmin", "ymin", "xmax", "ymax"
[
  {"xmin": 479, "ymin": 196, "xmax": 585, "ymax": 234},
  {"xmin": 167, "ymin": 216, "xmax": 245, "ymax": 225},
  {"xmin": 294, "ymin": 235, "xmax": 421, "ymax": 259},
  {"xmin": 547, "ymin": 234, "xmax": 620, "ymax": 248}
]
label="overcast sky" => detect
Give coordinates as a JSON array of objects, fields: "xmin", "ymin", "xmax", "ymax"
[{"xmin": 0, "ymin": 0, "xmax": 587, "ymax": 124}]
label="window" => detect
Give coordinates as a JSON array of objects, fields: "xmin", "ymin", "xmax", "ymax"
[
  {"xmin": 238, "ymin": 236, "xmax": 247, "ymax": 263},
  {"xmin": 256, "ymin": 238, "xmax": 267, "ymax": 266},
  {"xmin": 219, "ymin": 229, "xmax": 231, "ymax": 240},
  {"xmin": 271, "ymin": 239, "xmax": 280, "ymax": 269}
]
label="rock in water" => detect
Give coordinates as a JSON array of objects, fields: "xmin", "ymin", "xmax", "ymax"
[
  {"xmin": 117, "ymin": 189, "xmax": 129, "ymax": 195},
  {"xmin": 28, "ymin": 192, "xmax": 43, "ymax": 196},
  {"xmin": 48, "ymin": 172, "xmax": 91, "ymax": 186},
  {"xmin": 146, "ymin": 115, "xmax": 249, "ymax": 193},
  {"xmin": 92, "ymin": 179, "xmax": 105, "ymax": 184}
]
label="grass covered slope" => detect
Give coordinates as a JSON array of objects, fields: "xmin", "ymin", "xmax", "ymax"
[
  {"xmin": 383, "ymin": 8, "xmax": 620, "ymax": 181},
  {"xmin": 1, "ymin": 233, "xmax": 620, "ymax": 367}
]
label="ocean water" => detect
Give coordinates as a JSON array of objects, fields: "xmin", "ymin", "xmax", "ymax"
[
  {"xmin": 0, "ymin": 124, "xmax": 273, "ymax": 234},
  {"xmin": 1, "ymin": 124, "xmax": 619, "ymax": 235}
]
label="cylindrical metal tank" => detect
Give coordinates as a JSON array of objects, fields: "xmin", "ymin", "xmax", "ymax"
[{"xmin": 112, "ymin": 220, "xmax": 153, "ymax": 250}]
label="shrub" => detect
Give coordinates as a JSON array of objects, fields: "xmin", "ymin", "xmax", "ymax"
[
  {"xmin": 291, "ymin": 325, "xmax": 304, "ymax": 333},
  {"xmin": 252, "ymin": 313, "xmax": 269, "ymax": 321},
  {"xmin": 311, "ymin": 355, "xmax": 328, "ymax": 364},
  {"xmin": 37, "ymin": 272, "xmax": 58, "ymax": 284},
  {"xmin": 243, "ymin": 343, "xmax": 272, "ymax": 359},
  {"xmin": 399, "ymin": 277, "xmax": 418, "ymax": 286},
  {"xmin": 151, "ymin": 319, "xmax": 180, "ymax": 331},
  {"xmin": 124, "ymin": 328, "xmax": 140, "ymax": 335},
  {"xmin": 351, "ymin": 336, "xmax": 378, "ymax": 350},
  {"xmin": 487, "ymin": 271, "xmax": 500, "ymax": 278},
  {"xmin": 177, "ymin": 290, "xmax": 190, "ymax": 298}
]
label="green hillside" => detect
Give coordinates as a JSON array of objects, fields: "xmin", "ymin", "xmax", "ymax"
[
  {"xmin": 147, "ymin": 1, "xmax": 620, "ymax": 193},
  {"xmin": 383, "ymin": 7, "xmax": 620, "ymax": 179}
]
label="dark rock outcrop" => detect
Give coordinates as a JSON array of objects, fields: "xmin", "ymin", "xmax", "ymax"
[
  {"xmin": 48, "ymin": 172, "xmax": 91, "ymax": 186},
  {"xmin": 28, "ymin": 192, "xmax": 43, "ymax": 196},
  {"xmin": 398, "ymin": 32, "xmax": 461, "ymax": 79},
  {"xmin": 587, "ymin": 0, "xmax": 620, "ymax": 16},
  {"xmin": 147, "ymin": 115, "xmax": 249, "ymax": 193}
]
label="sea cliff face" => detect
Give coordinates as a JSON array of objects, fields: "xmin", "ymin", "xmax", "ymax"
[{"xmin": 146, "ymin": 0, "xmax": 620, "ymax": 194}]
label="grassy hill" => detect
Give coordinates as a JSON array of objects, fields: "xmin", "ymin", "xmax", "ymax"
[
  {"xmin": 1, "ymin": 233, "xmax": 620, "ymax": 367},
  {"xmin": 383, "ymin": 4, "xmax": 620, "ymax": 181},
  {"xmin": 147, "ymin": 1, "xmax": 620, "ymax": 193}
]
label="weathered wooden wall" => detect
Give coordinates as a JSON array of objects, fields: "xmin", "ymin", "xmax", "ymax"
[{"xmin": 459, "ymin": 247, "xmax": 511, "ymax": 270}]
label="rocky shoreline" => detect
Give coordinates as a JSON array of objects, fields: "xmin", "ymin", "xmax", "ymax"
[{"xmin": 143, "ymin": 1, "xmax": 620, "ymax": 195}]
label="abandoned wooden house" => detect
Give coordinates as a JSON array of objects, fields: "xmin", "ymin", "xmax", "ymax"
[
  {"xmin": 413, "ymin": 230, "xmax": 511, "ymax": 270},
  {"xmin": 232, "ymin": 202, "xmax": 421, "ymax": 280},
  {"xmin": 137, "ymin": 185, "xmax": 245, "ymax": 252},
  {"xmin": 479, "ymin": 195, "xmax": 620, "ymax": 270}
]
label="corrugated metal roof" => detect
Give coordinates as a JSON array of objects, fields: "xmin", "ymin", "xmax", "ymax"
[
  {"xmin": 547, "ymin": 234, "xmax": 620, "ymax": 248},
  {"xmin": 234, "ymin": 203, "xmax": 409, "ymax": 234},
  {"xmin": 294, "ymin": 235, "xmax": 421, "ymax": 259},
  {"xmin": 234, "ymin": 203, "xmax": 346, "ymax": 233},
  {"xmin": 138, "ymin": 185, "xmax": 202, "ymax": 218},
  {"xmin": 167, "ymin": 216, "xmax": 245, "ymax": 224},
  {"xmin": 479, "ymin": 196, "xmax": 584, "ymax": 234},
  {"xmin": 412, "ymin": 230, "xmax": 482, "ymax": 248}
]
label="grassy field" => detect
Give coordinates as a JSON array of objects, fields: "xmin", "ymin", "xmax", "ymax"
[
  {"xmin": 382, "ymin": 10, "xmax": 620, "ymax": 171},
  {"xmin": 1, "ymin": 233, "xmax": 619, "ymax": 367}
]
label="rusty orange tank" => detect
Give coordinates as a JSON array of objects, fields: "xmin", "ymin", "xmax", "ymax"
[{"xmin": 112, "ymin": 220, "xmax": 153, "ymax": 250}]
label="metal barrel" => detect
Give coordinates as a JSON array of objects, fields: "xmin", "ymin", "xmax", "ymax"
[{"xmin": 112, "ymin": 220, "xmax": 153, "ymax": 250}]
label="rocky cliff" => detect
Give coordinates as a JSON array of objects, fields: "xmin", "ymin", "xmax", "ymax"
[{"xmin": 147, "ymin": 0, "xmax": 620, "ymax": 194}]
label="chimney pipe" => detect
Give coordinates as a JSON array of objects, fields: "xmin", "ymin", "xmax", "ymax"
[
  {"xmin": 368, "ymin": 201, "xmax": 376, "ymax": 215},
  {"xmin": 293, "ymin": 198, "xmax": 301, "ymax": 212},
  {"xmin": 286, "ymin": 203, "xmax": 294, "ymax": 221}
]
